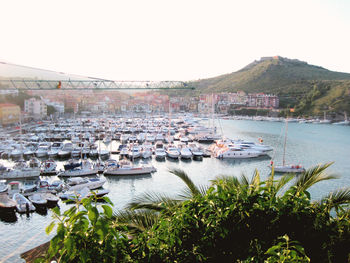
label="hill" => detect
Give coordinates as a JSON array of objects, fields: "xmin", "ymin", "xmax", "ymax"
[{"xmin": 188, "ymin": 56, "xmax": 350, "ymax": 116}]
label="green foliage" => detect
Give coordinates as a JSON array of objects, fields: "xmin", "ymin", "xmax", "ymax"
[
  {"xmin": 130, "ymin": 164, "xmax": 349, "ymax": 262},
  {"xmin": 228, "ymin": 107, "xmax": 271, "ymax": 116},
  {"xmin": 47, "ymin": 105, "xmax": 57, "ymax": 115},
  {"xmin": 265, "ymin": 235, "xmax": 310, "ymax": 263},
  {"xmin": 41, "ymin": 164, "xmax": 350, "ymax": 263},
  {"xmin": 171, "ymin": 57, "xmax": 350, "ymax": 117},
  {"xmin": 38, "ymin": 195, "xmax": 132, "ymax": 263},
  {"xmin": 0, "ymin": 91, "xmax": 37, "ymax": 109}
]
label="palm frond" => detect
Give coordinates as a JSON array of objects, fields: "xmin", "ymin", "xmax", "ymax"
[
  {"xmin": 115, "ymin": 209, "xmax": 160, "ymax": 234},
  {"xmin": 169, "ymin": 168, "xmax": 201, "ymax": 197},
  {"xmin": 320, "ymin": 187, "xmax": 350, "ymax": 209},
  {"xmin": 125, "ymin": 191, "xmax": 180, "ymax": 211},
  {"xmin": 211, "ymin": 175, "xmax": 241, "ymax": 189},
  {"xmin": 274, "ymin": 173, "xmax": 295, "ymax": 194},
  {"xmin": 239, "ymin": 173, "xmax": 250, "ymax": 186},
  {"xmin": 293, "ymin": 162, "xmax": 337, "ymax": 193},
  {"xmin": 250, "ymin": 169, "xmax": 260, "ymax": 191},
  {"xmin": 198, "ymin": 184, "xmax": 210, "ymax": 196}
]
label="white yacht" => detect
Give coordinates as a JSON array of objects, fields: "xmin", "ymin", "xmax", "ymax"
[
  {"xmin": 48, "ymin": 142, "xmax": 63, "ymax": 157},
  {"xmin": 271, "ymin": 164, "xmax": 305, "ymax": 173},
  {"xmin": 214, "ymin": 145, "xmax": 261, "ymax": 159},
  {"xmin": 188, "ymin": 143, "xmax": 204, "ymax": 159},
  {"xmin": 58, "ymin": 142, "xmax": 73, "ymax": 159},
  {"xmin": 166, "ymin": 145, "xmax": 180, "ymax": 159},
  {"xmin": 155, "ymin": 147, "xmax": 166, "ymax": 160},
  {"xmin": 146, "ymin": 134, "xmax": 156, "ymax": 143},
  {"xmin": 128, "ymin": 145, "xmax": 142, "ymax": 159},
  {"xmin": 233, "ymin": 140, "xmax": 273, "ymax": 153},
  {"xmin": 104, "ymin": 159, "xmax": 156, "ymax": 176},
  {"xmin": 71, "ymin": 146, "xmax": 82, "ymax": 158},
  {"xmin": 35, "ymin": 142, "xmax": 51, "ymax": 158},
  {"xmin": 180, "ymin": 146, "xmax": 193, "ymax": 160},
  {"xmin": 58, "ymin": 160, "xmax": 99, "ymax": 177},
  {"xmin": 142, "ymin": 146, "xmax": 153, "ymax": 159},
  {"xmin": 0, "ymin": 161, "xmax": 41, "ymax": 180},
  {"xmin": 41, "ymin": 159, "xmax": 58, "ymax": 175},
  {"xmin": 66, "ymin": 176, "xmax": 106, "ymax": 191}
]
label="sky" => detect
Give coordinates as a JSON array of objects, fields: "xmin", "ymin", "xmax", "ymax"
[{"xmin": 0, "ymin": 0, "xmax": 350, "ymax": 81}]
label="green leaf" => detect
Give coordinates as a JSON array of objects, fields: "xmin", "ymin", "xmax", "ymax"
[
  {"xmin": 46, "ymin": 221, "xmax": 55, "ymax": 235},
  {"xmin": 88, "ymin": 206, "xmax": 99, "ymax": 224},
  {"xmin": 64, "ymin": 237, "xmax": 74, "ymax": 254},
  {"xmin": 51, "ymin": 206, "xmax": 61, "ymax": 216},
  {"xmin": 102, "ymin": 204, "xmax": 113, "ymax": 218},
  {"xmin": 102, "ymin": 196, "xmax": 114, "ymax": 206}
]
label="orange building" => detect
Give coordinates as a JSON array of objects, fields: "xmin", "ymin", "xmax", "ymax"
[{"xmin": 0, "ymin": 103, "xmax": 21, "ymax": 126}]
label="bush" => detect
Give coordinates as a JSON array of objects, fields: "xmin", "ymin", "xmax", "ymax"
[{"xmin": 40, "ymin": 166, "xmax": 350, "ymax": 262}]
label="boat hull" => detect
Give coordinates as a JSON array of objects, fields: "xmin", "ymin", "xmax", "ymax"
[
  {"xmin": 104, "ymin": 166, "xmax": 156, "ymax": 176},
  {"xmin": 58, "ymin": 169, "xmax": 99, "ymax": 177}
]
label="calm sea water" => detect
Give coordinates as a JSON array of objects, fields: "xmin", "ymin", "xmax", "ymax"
[{"xmin": 0, "ymin": 119, "xmax": 349, "ymax": 263}]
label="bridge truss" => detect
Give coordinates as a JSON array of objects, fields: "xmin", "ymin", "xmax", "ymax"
[{"xmin": 0, "ymin": 79, "xmax": 193, "ymax": 90}]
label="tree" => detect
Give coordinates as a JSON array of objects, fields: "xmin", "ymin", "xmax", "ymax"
[{"xmin": 47, "ymin": 105, "xmax": 57, "ymax": 115}]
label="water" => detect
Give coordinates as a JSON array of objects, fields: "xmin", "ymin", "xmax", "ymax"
[{"xmin": 1, "ymin": 119, "xmax": 349, "ymax": 262}]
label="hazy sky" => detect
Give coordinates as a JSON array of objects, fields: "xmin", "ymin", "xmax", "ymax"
[{"xmin": 1, "ymin": 0, "xmax": 349, "ymax": 81}]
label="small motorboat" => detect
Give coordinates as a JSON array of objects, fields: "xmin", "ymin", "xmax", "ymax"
[
  {"xmin": 59, "ymin": 187, "xmax": 109, "ymax": 201},
  {"xmin": 180, "ymin": 146, "xmax": 193, "ymax": 160},
  {"xmin": 12, "ymin": 193, "xmax": 36, "ymax": 213},
  {"xmin": 271, "ymin": 164, "xmax": 306, "ymax": 174},
  {"xmin": 41, "ymin": 192, "xmax": 59, "ymax": 206},
  {"xmin": 0, "ymin": 180, "xmax": 8, "ymax": 193},
  {"xmin": 104, "ymin": 159, "xmax": 156, "ymax": 176},
  {"xmin": 48, "ymin": 180, "xmax": 65, "ymax": 192},
  {"xmin": 28, "ymin": 193, "xmax": 48, "ymax": 207},
  {"xmin": 155, "ymin": 148, "xmax": 166, "ymax": 160},
  {"xmin": 0, "ymin": 193, "xmax": 17, "ymax": 212},
  {"xmin": 58, "ymin": 160, "xmax": 99, "ymax": 177},
  {"xmin": 41, "ymin": 159, "xmax": 58, "ymax": 175},
  {"xmin": 66, "ymin": 177, "xmax": 106, "ymax": 191}
]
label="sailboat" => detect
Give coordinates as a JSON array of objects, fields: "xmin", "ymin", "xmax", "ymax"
[{"xmin": 270, "ymin": 119, "xmax": 305, "ymax": 173}]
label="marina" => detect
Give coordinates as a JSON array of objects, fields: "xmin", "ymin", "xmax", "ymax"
[{"xmin": 0, "ymin": 115, "xmax": 349, "ymax": 262}]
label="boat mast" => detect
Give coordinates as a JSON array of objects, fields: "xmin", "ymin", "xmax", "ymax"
[
  {"xmin": 19, "ymin": 111, "xmax": 23, "ymax": 160},
  {"xmin": 168, "ymin": 99, "xmax": 171, "ymax": 142},
  {"xmin": 282, "ymin": 119, "xmax": 288, "ymax": 166},
  {"xmin": 212, "ymin": 93, "xmax": 214, "ymax": 133}
]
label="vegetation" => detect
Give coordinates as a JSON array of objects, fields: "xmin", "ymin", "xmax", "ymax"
[
  {"xmin": 39, "ymin": 164, "xmax": 350, "ymax": 263},
  {"xmin": 0, "ymin": 91, "xmax": 37, "ymax": 110},
  {"xmin": 172, "ymin": 57, "xmax": 350, "ymax": 117},
  {"xmin": 228, "ymin": 107, "xmax": 271, "ymax": 117}
]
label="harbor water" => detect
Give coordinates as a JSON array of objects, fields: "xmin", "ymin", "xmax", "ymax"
[{"xmin": 0, "ymin": 119, "xmax": 349, "ymax": 263}]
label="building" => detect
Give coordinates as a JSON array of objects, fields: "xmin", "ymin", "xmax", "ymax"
[
  {"xmin": 0, "ymin": 103, "xmax": 21, "ymax": 126},
  {"xmin": 24, "ymin": 98, "xmax": 47, "ymax": 119},
  {"xmin": 247, "ymin": 93, "xmax": 279, "ymax": 108}
]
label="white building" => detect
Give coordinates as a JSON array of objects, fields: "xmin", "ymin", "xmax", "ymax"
[{"xmin": 24, "ymin": 98, "xmax": 47, "ymax": 118}]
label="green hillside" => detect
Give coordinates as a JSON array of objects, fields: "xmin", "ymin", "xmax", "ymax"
[{"xmin": 188, "ymin": 56, "xmax": 350, "ymax": 116}]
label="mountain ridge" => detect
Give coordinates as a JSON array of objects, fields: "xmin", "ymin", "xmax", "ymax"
[{"xmin": 190, "ymin": 56, "xmax": 350, "ymax": 95}]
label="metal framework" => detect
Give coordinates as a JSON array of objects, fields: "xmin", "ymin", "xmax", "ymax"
[{"xmin": 0, "ymin": 79, "xmax": 193, "ymax": 90}]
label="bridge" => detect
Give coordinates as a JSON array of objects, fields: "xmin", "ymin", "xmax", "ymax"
[{"xmin": 0, "ymin": 79, "xmax": 193, "ymax": 90}]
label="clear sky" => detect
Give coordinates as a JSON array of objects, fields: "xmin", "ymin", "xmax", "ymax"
[{"xmin": 1, "ymin": 0, "xmax": 349, "ymax": 81}]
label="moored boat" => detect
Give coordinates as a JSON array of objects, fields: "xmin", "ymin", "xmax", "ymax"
[
  {"xmin": 0, "ymin": 193, "xmax": 17, "ymax": 212},
  {"xmin": 28, "ymin": 193, "xmax": 48, "ymax": 207},
  {"xmin": 104, "ymin": 159, "xmax": 156, "ymax": 176},
  {"xmin": 12, "ymin": 193, "xmax": 36, "ymax": 213}
]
